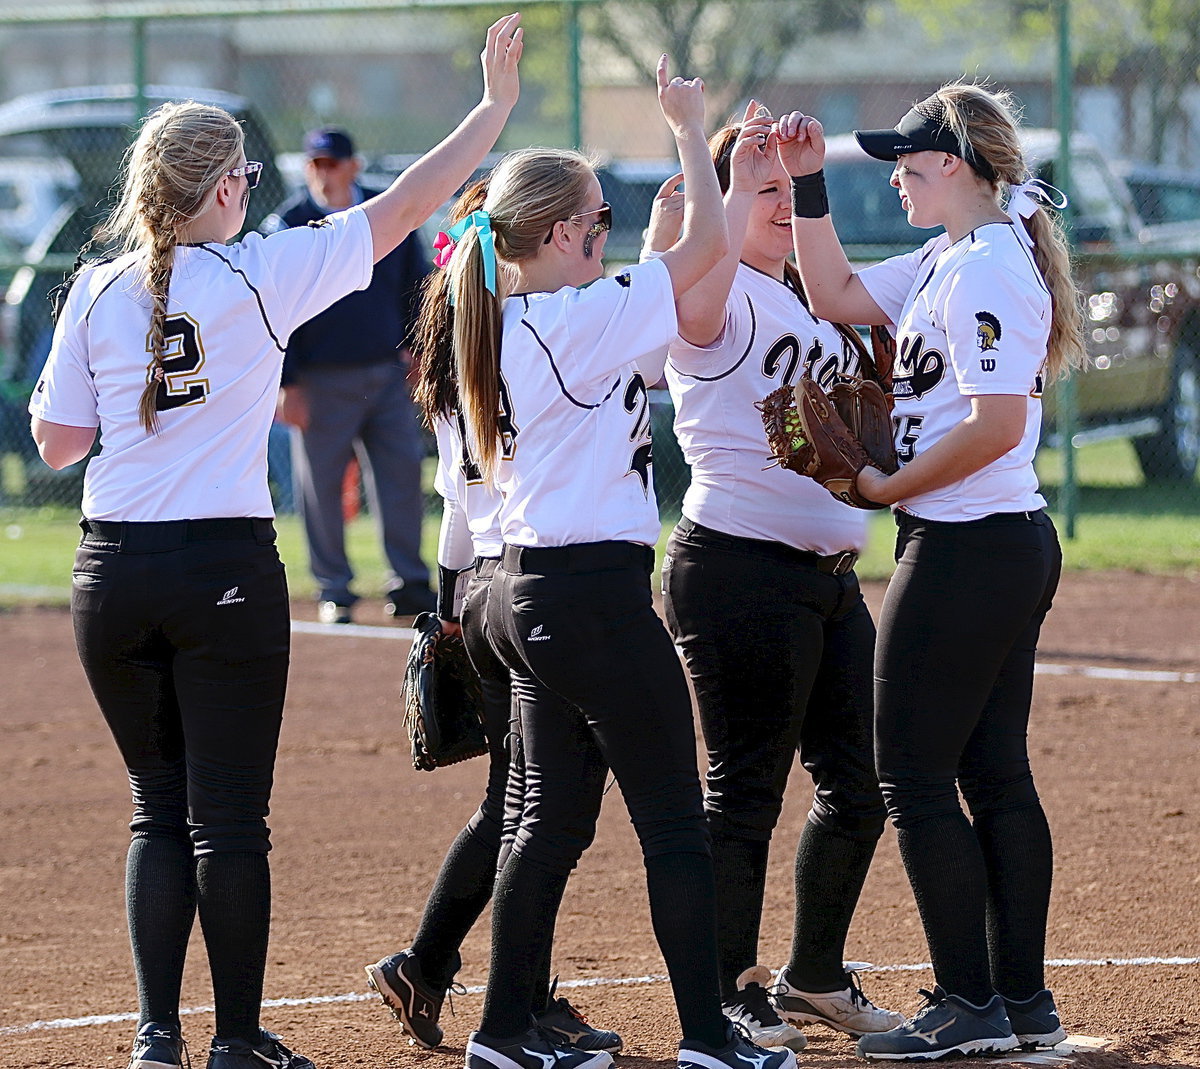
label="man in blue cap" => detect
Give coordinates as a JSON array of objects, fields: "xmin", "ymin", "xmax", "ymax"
[{"xmin": 265, "ymin": 127, "xmax": 435, "ymax": 623}]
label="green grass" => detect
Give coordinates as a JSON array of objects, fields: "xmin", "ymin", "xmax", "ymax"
[
  {"xmin": 0, "ymin": 509, "xmax": 441, "ymax": 607},
  {"xmin": 2, "ymin": 437, "xmax": 1197, "ymax": 606}
]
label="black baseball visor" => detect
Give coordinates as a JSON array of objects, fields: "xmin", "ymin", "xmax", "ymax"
[{"xmin": 854, "ymin": 108, "xmax": 996, "ymax": 181}]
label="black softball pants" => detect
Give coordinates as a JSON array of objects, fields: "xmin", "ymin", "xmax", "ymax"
[
  {"xmin": 410, "ymin": 558, "xmax": 526, "ymax": 993},
  {"xmin": 663, "ymin": 518, "xmax": 886, "ymax": 996},
  {"xmin": 72, "ymin": 518, "xmax": 290, "ymax": 856},
  {"xmin": 70, "ymin": 517, "xmax": 289, "ymax": 1040},
  {"xmin": 874, "ymin": 508, "xmax": 1061, "ymax": 1005},
  {"xmin": 481, "ymin": 541, "xmax": 724, "ymax": 1045}
]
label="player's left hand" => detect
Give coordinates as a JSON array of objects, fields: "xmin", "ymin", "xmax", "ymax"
[
  {"xmin": 481, "ymin": 12, "xmax": 523, "ymax": 110},
  {"xmin": 644, "ymin": 172, "xmax": 685, "ymax": 253},
  {"xmin": 776, "ymin": 110, "xmax": 826, "ymax": 177},
  {"xmin": 656, "ymin": 54, "xmax": 707, "ymax": 134},
  {"xmin": 728, "ymin": 100, "xmax": 778, "ymax": 193},
  {"xmin": 856, "ymin": 464, "xmax": 894, "ymax": 506}
]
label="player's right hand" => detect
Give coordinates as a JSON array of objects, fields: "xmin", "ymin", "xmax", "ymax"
[
  {"xmin": 656, "ymin": 54, "xmax": 706, "ymax": 134},
  {"xmin": 776, "ymin": 110, "xmax": 826, "ymax": 177},
  {"xmin": 728, "ymin": 100, "xmax": 779, "ymax": 193},
  {"xmin": 481, "ymin": 12, "xmax": 523, "ymax": 110}
]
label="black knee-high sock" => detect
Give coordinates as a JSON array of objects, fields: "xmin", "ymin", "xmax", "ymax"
[
  {"xmin": 126, "ymin": 833, "xmax": 196, "ymax": 1025},
  {"xmin": 647, "ymin": 851, "xmax": 726, "ymax": 1048},
  {"xmin": 711, "ymin": 830, "xmax": 770, "ymax": 1001},
  {"xmin": 788, "ymin": 821, "xmax": 878, "ymax": 991},
  {"xmin": 196, "ymin": 852, "xmax": 271, "ymax": 1044},
  {"xmin": 531, "ymin": 911, "xmax": 557, "ymax": 1014},
  {"xmin": 896, "ymin": 813, "xmax": 993, "ymax": 1006},
  {"xmin": 973, "ymin": 805, "xmax": 1053, "ymax": 1000},
  {"xmin": 480, "ymin": 854, "xmax": 567, "ymax": 1039},
  {"xmin": 411, "ymin": 826, "xmax": 499, "ymax": 991}
]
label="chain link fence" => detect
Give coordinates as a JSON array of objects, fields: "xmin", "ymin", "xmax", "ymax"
[{"xmin": 0, "ymin": 0, "xmax": 1196, "ymax": 530}]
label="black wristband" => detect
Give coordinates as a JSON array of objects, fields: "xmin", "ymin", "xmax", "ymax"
[
  {"xmin": 791, "ymin": 170, "xmax": 829, "ymax": 219},
  {"xmin": 437, "ymin": 564, "xmax": 465, "ymax": 621}
]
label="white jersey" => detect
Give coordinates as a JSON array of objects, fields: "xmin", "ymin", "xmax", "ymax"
[
  {"xmin": 434, "ymin": 412, "xmax": 504, "ymax": 564},
  {"xmin": 667, "ymin": 263, "xmax": 869, "ymax": 555},
  {"xmin": 29, "ymin": 208, "xmax": 374, "ymax": 521},
  {"xmin": 858, "ymin": 221, "xmax": 1049, "ymax": 521},
  {"xmin": 495, "ymin": 258, "xmax": 677, "ymax": 547}
]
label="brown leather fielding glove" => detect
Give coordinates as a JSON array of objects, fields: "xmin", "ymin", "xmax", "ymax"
[
  {"xmin": 403, "ymin": 613, "xmax": 487, "ymax": 771},
  {"xmin": 758, "ymin": 374, "xmax": 899, "ymax": 510}
]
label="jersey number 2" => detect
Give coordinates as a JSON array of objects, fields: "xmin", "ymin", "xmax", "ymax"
[{"xmin": 149, "ymin": 314, "xmax": 209, "ymax": 412}]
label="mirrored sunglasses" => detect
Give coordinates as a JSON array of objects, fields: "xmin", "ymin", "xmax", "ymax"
[
  {"xmin": 544, "ymin": 201, "xmax": 612, "ymax": 244},
  {"xmin": 226, "ymin": 161, "xmax": 263, "ymax": 189}
]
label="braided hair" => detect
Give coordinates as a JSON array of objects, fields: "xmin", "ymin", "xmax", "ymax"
[{"xmin": 97, "ymin": 101, "xmax": 245, "ymax": 433}]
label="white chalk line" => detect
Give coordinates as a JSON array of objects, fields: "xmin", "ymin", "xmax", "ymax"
[
  {"xmin": 291, "ymin": 618, "xmax": 1200, "ymax": 685},
  {"xmin": 3, "ymin": 956, "xmax": 1197, "ymax": 1037}
]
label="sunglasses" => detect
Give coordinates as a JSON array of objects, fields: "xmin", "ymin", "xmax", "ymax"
[
  {"xmin": 226, "ymin": 161, "xmax": 263, "ymax": 189},
  {"xmin": 544, "ymin": 202, "xmax": 612, "ymax": 244}
]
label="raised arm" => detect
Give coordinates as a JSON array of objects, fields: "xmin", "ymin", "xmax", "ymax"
[
  {"xmin": 362, "ymin": 13, "xmax": 523, "ymax": 263},
  {"xmin": 674, "ymin": 101, "xmax": 777, "ymax": 346},
  {"xmin": 654, "ymin": 56, "xmax": 729, "ymax": 298},
  {"xmin": 776, "ymin": 110, "xmax": 889, "ymax": 326}
]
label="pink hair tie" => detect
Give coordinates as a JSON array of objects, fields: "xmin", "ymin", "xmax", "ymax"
[{"xmin": 433, "ymin": 231, "xmax": 457, "ymax": 268}]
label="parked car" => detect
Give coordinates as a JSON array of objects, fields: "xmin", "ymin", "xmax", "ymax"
[
  {"xmin": 0, "ymin": 85, "xmax": 286, "ymax": 504},
  {"xmin": 823, "ymin": 131, "xmax": 1200, "ymax": 482}
]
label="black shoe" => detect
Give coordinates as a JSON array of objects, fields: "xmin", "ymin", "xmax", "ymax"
[
  {"xmin": 535, "ymin": 978, "xmax": 624, "ymax": 1054},
  {"xmin": 678, "ymin": 1021, "xmax": 797, "ymax": 1069},
  {"xmin": 855, "ymin": 987, "xmax": 1018, "ymax": 1061},
  {"xmin": 385, "ymin": 583, "xmax": 436, "ymax": 619},
  {"xmin": 206, "ymin": 1030, "xmax": 315, "ymax": 1069},
  {"xmin": 317, "ymin": 600, "xmax": 352, "ymax": 625},
  {"xmin": 365, "ymin": 948, "xmax": 453, "ymax": 1049},
  {"xmin": 466, "ymin": 1026, "xmax": 613, "ymax": 1069},
  {"xmin": 1004, "ymin": 989, "xmax": 1067, "ymax": 1048},
  {"xmin": 128, "ymin": 1021, "xmax": 186, "ymax": 1069}
]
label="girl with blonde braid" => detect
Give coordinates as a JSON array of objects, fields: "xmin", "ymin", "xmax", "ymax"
[{"xmin": 29, "ymin": 17, "xmax": 522, "ymax": 1069}]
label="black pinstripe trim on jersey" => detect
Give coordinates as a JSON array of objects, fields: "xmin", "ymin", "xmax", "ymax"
[
  {"xmin": 909, "ymin": 242, "xmax": 945, "ymax": 303},
  {"xmin": 195, "ymin": 244, "xmax": 286, "ymax": 353},
  {"xmin": 667, "ymin": 291, "xmax": 757, "ymax": 382},
  {"xmin": 519, "ymin": 317, "xmax": 621, "ymax": 409},
  {"xmin": 84, "ymin": 261, "xmax": 139, "ymax": 323},
  {"xmin": 1002, "ymin": 222, "xmax": 1051, "ymax": 299}
]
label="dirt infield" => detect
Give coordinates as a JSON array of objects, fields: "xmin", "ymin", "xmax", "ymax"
[{"xmin": 1, "ymin": 570, "xmax": 1197, "ymax": 1069}]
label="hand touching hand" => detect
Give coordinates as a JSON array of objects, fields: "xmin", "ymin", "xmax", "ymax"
[
  {"xmin": 728, "ymin": 100, "xmax": 779, "ymax": 193},
  {"xmin": 776, "ymin": 110, "xmax": 826, "ymax": 177}
]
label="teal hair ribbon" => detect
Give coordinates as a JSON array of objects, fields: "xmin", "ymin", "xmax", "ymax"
[{"xmin": 447, "ymin": 209, "xmax": 497, "ymax": 297}]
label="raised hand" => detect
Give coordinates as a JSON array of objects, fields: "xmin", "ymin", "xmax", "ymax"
[
  {"xmin": 728, "ymin": 99, "xmax": 779, "ymax": 193},
  {"xmin": 776, "ymin": 110, "xmax": 826, "ymax": 177},
  {"xmin": 481, "ymin": 12, "xmax": 523, "ymax": 110},
  {"xmin": 656, "ymin": 54, "xmax": 707, "ymax": 135},
  {"xmin": 644, "ymin": 171, "xmax": 685, "ymax": 253}
]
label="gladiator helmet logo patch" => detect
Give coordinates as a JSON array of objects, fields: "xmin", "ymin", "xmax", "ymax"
[{"xmin": 975, "ymin": 311, "xmax": 1001, "ymax": 352}]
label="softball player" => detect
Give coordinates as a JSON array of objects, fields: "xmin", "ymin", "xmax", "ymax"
[
  {"xmin": 647, "ymin": 104, "xmax": 903, "ymax": 1049},
  {"xmin": 28, "ymin": 19, "xmax": 522, "ymax": 1069},
  {"xmin": 777, "ymin": 82, "xmax": 1084, "ymax": 1060},
  {"xmin": 442, "ymin": 59, "xmax": 794, "ymax": 1069},
  {"xmin": 365, "ymin": 182, "xmax": 621, "ymax": 1057}
]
